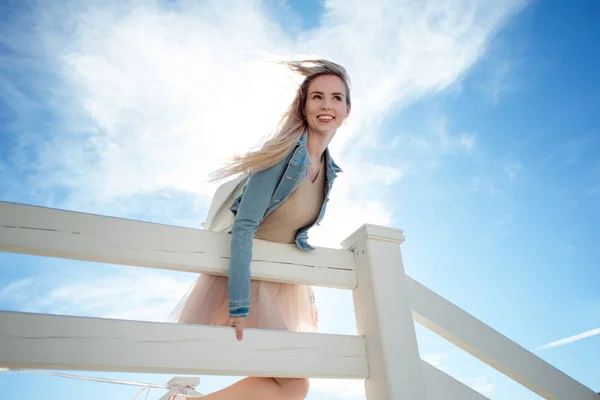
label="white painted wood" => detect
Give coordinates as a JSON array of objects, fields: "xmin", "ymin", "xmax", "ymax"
[
  {"xmin": 0, "ymin": 311, "xmax": 368, "ymax": 379},
  {"xmin": 421, "ymin": 360, "xmax": 489, "ymax": 400},
  {"xmin": 342, "ymin": 224, "xmax": 428, "ymax": 400},
  {"xmin": 0, "ymin": 313, "xmax": 499, "ymax": 400},
  {"xmin": 2, "ymin": 202, "xmax": 596, "ymax": 398},
  {"xmin": 408, "ymin": 277, "xmax": 600, "ymax": 400},
  {"xmin": 0, "ymin": 201, "xmax": 355, "ymax": 289}
]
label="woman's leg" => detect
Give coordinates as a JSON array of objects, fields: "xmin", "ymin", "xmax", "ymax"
[
  {"xmin": 190, "ymin": 377, "xmax": 309, "ymax": 400},
  {"xmin": 180, "ymin": 282, "xmax": 311, "ymax": 399}
]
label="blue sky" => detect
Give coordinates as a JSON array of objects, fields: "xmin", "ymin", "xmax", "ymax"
[{"xmin": 1, "ymin": 0, "xmax": 598, "ymax": 399}]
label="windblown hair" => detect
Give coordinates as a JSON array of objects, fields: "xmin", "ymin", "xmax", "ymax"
[{"xmin": 209, "ymin": 59, "xmax": 351, "ymax": 181}]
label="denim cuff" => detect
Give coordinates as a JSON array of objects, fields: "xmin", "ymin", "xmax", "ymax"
[{"xmin": 229, "ymin": 305, "xmax": 249, "ymax": 318}]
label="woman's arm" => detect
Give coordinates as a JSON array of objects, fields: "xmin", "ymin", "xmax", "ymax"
[{"xmin": 227, "ymin": 161, "xmax": 287, "ymax": 318}]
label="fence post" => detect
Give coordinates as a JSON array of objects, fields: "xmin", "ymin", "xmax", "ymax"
[{"xmin": 342, "ymin": 224, "xmax": 427, "ymax": 400}]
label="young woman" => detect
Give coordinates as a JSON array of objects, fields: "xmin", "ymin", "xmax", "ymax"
[{"xmin": 176, "ymin": 59, "xmax": 351, "ymax": 400}]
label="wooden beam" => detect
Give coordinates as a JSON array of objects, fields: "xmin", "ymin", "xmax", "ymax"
[
  {"xmin": 408, "ymin": 277, "xmax": 600, "ymax": 400},
  {"xmin": 0, "ymin": 311, "xmax": 368, "ymax": 379},
  {"xmin": 0, "ymin": 311, "xmax": 495, "ymax": 400},
  {"xmin": 0, "ymin": 201, "xmax": 356, "ymax": 289}
]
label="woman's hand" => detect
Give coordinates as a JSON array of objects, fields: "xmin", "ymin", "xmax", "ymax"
[{"xmin": 223, "ymin": 316, "xmax": 245, "ymax": 340}]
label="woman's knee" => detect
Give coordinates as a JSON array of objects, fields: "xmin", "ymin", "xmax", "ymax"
[{"xmin": 274, "ymin": 377, "xmax": 310, "ymax": 399}]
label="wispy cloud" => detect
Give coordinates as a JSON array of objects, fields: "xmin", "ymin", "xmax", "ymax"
[
  {"xmin": 460, "ymin": 134, "xmax": 478, "ymax": 153},
  {"xmin": 389, "ymin": 115, "xmax": 481, "ymax": 179},
  {"xmin": 469, "ymin": 176, "xmax": 504, "ymax": 197},
  {"xmin": 1, "ymin": 0, "xmax": 529, "ymax": 245},
  {"xmin": 407, "ymin": 116, "xmax": 478, "ymax": 156},
  {"xmin": 461, "ymin": 376, "xmax": 494, "ymax": 397},
  {"xmin": 0, "ymin": 267, "xmax": 193, "ymax": 322},
  {"xmin": 310, "ymin": 378, "xmax": 365, "ymax": 400},
  {"xmin": 0, "ymin": 277, "xmax": 37, "ymax": 303},
  {"xmin": 479, "ymin": 58, "xmax": 521, "ymax": 104},
  {"xmin": 538, "ymin": 328, "xmax": 600, "ymax": 350},
  {"xmin": 422, "ymin": 353, "xmax": 443, "ymax": 368},
  {"xmin": 503, "ymin": 160, "xmax": 523, "ymax": 180}
]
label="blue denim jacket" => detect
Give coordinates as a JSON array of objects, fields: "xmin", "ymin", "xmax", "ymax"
[{"xmin": 227, "ymin": 132, "xmax": 342, "ymax": 317}]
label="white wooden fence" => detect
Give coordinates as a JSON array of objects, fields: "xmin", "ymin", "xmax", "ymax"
[{"xmin": 0, "ymin": 201, "xmax": 597, "ymax": 399}]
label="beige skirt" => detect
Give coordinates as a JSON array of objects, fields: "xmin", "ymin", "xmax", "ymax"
[{"xmin": 175, "ymin": 273, "xmax": 318, "ymax": 333}]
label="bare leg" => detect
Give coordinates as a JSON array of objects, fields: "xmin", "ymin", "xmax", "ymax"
[{"xmin": 189, "ymin": 377, "xmax": 309, "ymax": 400}]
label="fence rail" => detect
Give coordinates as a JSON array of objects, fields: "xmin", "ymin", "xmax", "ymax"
[
  {"xmin": 408, "ymin": 277, "xmax": 598, "ymax": 400},
  {"xmin": 0, "ymin": 310, "xmax": 368, "ymax": 378},
  {"xmin": 0, "ymin": 201, "xmax": 356, "ymax": 288},
  {"xmin": 1, "ymin": 201, "xmax": 597, "ymax": 399}
]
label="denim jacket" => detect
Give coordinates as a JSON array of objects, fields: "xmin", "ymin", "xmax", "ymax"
[{"xmin": 226, "ymin": 132, "xmax": 342, "ymax": 317}]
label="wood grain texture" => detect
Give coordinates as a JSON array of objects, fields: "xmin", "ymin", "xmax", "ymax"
[
  {"xmin": 0, "ymin": 311, "xmax": 368, "ymax": 379},
  {"xmin": 0, "ymin": 201, "xmax": 356, "ymax": 288}
]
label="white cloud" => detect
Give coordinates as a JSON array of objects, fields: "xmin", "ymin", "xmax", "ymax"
[
  {"xmin": 503, "ymin": 160, "xmax": 523, "ymax": 180},
  {"xmin": 0, "ymin": 277, "xmax": 37, "ymax": 304},
  {"xmin": 460, "ymin": 134, "xmax": 478, "ymax": 153},
  {"xmin": 422, "ymin": 353, "xmax": 443, "ymax": 368},
  {"xmin": 479, "ymin": 58, "xmax": 519, "ymax": 104},
  {"xmin": 538, "ymin": 327, "xmax": 600, "ymax": 350},
  {"xmin": 3, "ymin": 0, "xmax": 527, "ymax": 239},
  {"xmin": 461, "ymin": 375, "xmax": 494, "ymax": 397},
  {"xmin": 386, "ymin": 115, "xmax": 482, "ymax": 178},
  {"xmin": 309, "ymin": 378, "xmax": 366, "ymax": 400},
  {"xmin": 470, "ymin": 176, "xmax": 504, "ymax": 197},
  {"xmin": 0, "ymin": 267, "xmax": 193, "ymax": 322}
]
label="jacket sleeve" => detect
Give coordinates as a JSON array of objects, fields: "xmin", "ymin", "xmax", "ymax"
[{"xmin": 227, "ymin": 161, "xmax": 286, "ymax": 318}]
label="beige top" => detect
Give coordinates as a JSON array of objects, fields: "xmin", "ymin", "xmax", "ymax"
[{"xmin": 255, "ymin": 161, "xmax": 325, "ymax": 244}]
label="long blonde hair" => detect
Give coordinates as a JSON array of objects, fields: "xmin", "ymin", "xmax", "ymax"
[{"xmin": 209, "ymin": 59, "xmax": 351, "ymax": 181}]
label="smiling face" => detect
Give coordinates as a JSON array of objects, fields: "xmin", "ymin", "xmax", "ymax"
[{"xmin": 304, "ymin": 74, "xmax": 351, "ymax": 139}]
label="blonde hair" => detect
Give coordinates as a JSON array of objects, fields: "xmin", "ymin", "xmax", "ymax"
[{"xmin": 210, "ymin": 59, "xmax": 351, "ymax": 181}]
